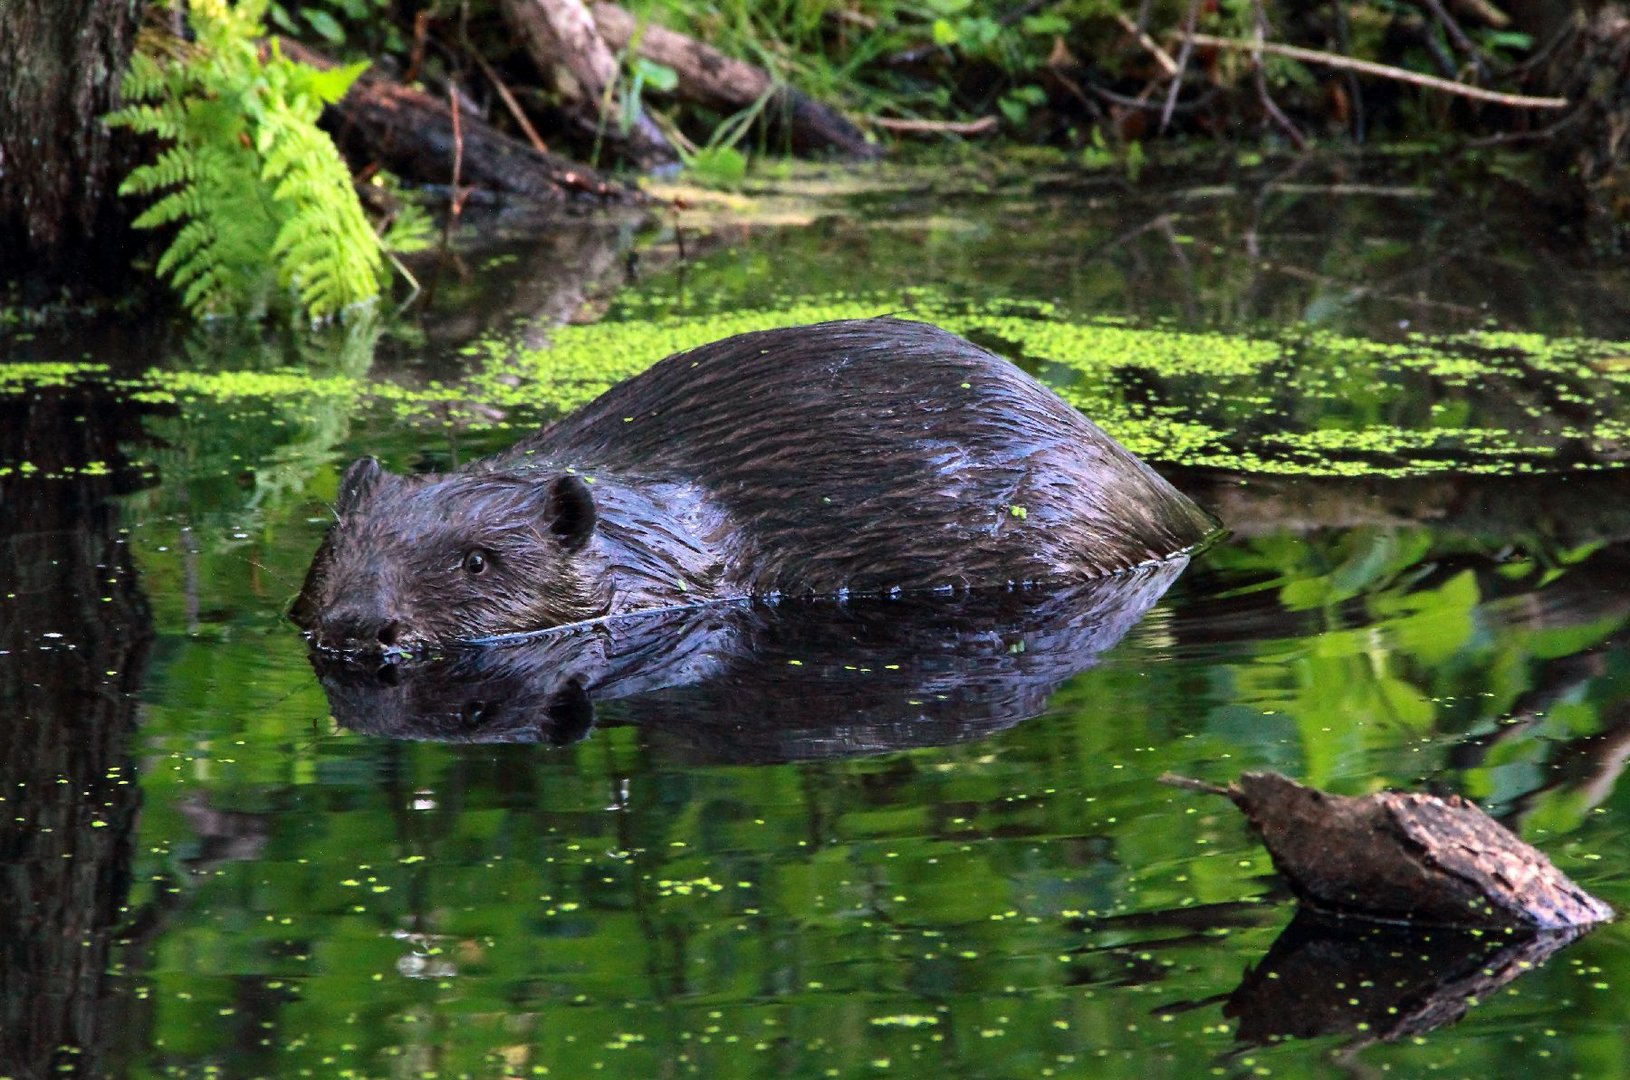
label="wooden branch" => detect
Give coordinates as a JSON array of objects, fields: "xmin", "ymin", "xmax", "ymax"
[
  {"xmin": 1180, "ymin": 32, "xmax": 1570, "ymax": 108},
  {"xmin": 1161, "ymin": 0, "xmax": 1203, "ymax": 133},
  {"xmin": 499, "ymin": 0, "xmax": 677, "ymax": 168},
  {"xmin": 1420, "ymin": 0, "xmax": 1492, "ymax": 81},
  {"xmin": 501, "ymin": 0, "xmax": 617, "ymax": 107},
  {"xmin": 467, "ymin": 46, "xmax": 551, "ymax": 155},
  {"xmin": 1451, "ymin": 0, "xmax": 1512, "ymax": 29},
  {"xmin": 1115, "ymin": 12, "xmax": 1178, "ymax": 76},
  {"xmin": 591, "ymin": 2, "xmax": 882, "ymax": 159},
  {"xmin": 870, "ymin": 115, "xmax": 999, "ymax": 136},
  {"xmin": 1248, "ymin": 3, "xmax": 1308, "ymax": 149}
]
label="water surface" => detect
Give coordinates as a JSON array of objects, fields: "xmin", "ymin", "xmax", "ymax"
[{"xmin": 4, "ymin": 157, "xmax": 1630, "ymax": 1078}]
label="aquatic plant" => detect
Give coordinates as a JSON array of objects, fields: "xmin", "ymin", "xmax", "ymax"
[{"xmin": 107, "ymin": 0, "xmax": 386, "ymax": 320}]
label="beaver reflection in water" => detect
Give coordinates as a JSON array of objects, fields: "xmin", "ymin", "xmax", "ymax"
[{"xmin": 292, "ymin": 318, "xmax": 1218, "ymax": 653}]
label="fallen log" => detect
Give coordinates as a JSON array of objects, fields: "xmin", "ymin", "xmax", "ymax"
[
  {"xmin": 498, "ymin": 0, "xmax": 678, "ymax": 169},
  {"xmin": 1162, "ymin": 770, "xmax": 1612, "ymax": 928},
  {"xmin": 277, "ymin": 39, "xmax": 637, "ymax": 205},
  {"xmin": 590, "ymin": 2, "xmax": 882, "ymax": 160}
]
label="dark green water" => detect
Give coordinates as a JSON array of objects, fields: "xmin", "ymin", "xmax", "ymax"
[{"xmin": 6, "ymin": 158, "xmax": 1630, "ymax": 1079}]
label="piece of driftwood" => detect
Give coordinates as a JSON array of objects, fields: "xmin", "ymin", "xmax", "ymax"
[
  {"xmin": 1162, "ymin": 770, "xmax": 1612, "ymax": 928},
  {"xmin": 277, "ymin": 39, "xmax": 635, "ymax": 204},
  {"xmin": 1225, "ymin": 909, "xmax": 1587, "ymax": 1047},
  {"xmin": 498, "ymin": 0, "xmax": 678, "ymax": 169},
  {"xmin": 590, "ymin": 2, "xmax": 882, "ymax": 160}
]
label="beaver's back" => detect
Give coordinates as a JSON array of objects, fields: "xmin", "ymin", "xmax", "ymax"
[{"xmin": 509, "ymin": 318, "xmax": 1215, "ymax": 596}]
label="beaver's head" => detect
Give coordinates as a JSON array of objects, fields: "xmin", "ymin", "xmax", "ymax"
[{"xmin": 290, "ymin": 456, "xmax": 603, "ymax": 654}]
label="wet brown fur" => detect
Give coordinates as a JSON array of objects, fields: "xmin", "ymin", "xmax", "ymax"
[{"xmin": 292, "ymin": 318, "xmax": 1218, "ymax": 651}]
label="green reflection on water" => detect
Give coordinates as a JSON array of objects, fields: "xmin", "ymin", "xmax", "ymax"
[{"xmin": 8, "ymin": 172, "xmax": 1630, "ymax": 1078}]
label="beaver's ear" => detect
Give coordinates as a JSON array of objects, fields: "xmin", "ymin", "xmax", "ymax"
[
  {"xmin": 545, "ymin": 474, "xmax": 596, "ymax": 552},
  {"xmin": 336, "ymin": 456, "xmax": 385, "ymax": 516}
]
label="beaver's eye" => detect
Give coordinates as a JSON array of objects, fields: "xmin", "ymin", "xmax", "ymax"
[{"xmin": 462, "ymin": 549, "xmax": 488, "ymax": 575}]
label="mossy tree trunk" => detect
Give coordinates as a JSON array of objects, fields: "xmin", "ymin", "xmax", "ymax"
[{"xmin": 0, "ymin": 0, "xmax": 141, "ymax": 295}]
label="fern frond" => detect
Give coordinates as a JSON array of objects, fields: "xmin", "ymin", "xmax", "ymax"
[
  {"xmin": 131, "ymin": 187, "xmax": 203, "ymax": 229},
  {"xmin": 155, "ymin": 220, "xmax": 216, "ymax": 281},
  {"xmin": 381, "ymin": 202, "xmax": 435, "ymax": 254},
  {"xmin": 120, "ymin": 51, "xmax": 169, "ymax": 100},
  {"xmin": 106, "ymin": 101, "xmax": 187, "ymax": 140},
  {"xmin": 121, "ymin": 146, "xmax": 196, "ymax": 195},
  {"xmin": 179, "ymin": 265, "xmax": 221, "ymax": 308},
  {"xmin": 108, "ymin": 0, "xmax": 386, "ymax": 320}
]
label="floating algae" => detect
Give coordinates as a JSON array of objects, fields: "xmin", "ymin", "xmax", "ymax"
[{"xmin": 3, "ymin": 293, "xmax": 1626, "ymax": 481}]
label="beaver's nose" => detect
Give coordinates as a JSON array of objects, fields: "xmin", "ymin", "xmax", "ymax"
[{"xmin": 316, "ymin": 606, "xmax": 405, "ymax": 653}]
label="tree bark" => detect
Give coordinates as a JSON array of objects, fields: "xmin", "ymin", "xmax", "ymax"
[
  {"xmin": 279, "ymin": 39, "xmax": 640, "ymax": 205},
  {"xmin": 1538, "ymin": 5, "xmax": 1630, "ymax": 244},
  {"xmin": 500, "ymin": 0, "xmax": 678, "ymax": 168},
  {"xmin": 0, "ymin": 0, "xmax": 142, "ymax": 294}
]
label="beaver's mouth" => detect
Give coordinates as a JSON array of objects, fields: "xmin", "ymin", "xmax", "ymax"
[{"xmin": 298, "ymin": 622, "xmax": 433, "ymax": 664}]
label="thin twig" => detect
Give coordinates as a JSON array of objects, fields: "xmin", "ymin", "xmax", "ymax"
[
  {"xmin": 1421, "ymin": 0, "xmax": 1493, "ymax": 79},
  {"xmin": 405, "ymin": 8, "xmax": 431, "ymax": 83},
  {"xmin": 1180, "ymin": 33, "xmax": 1571, "ymax": 108},
  {"xmin": 1507, "ymin": 17, "xmax": 1575, "ymax": 76},
  {"xmin": 1092, "ymin": 82, "xmax": 1213, "ymax": 113},
  {"xmin": 1464, "ymin": 104, "xmax": 1585, "ymax": 145},
  {"xmin": 871, "ymin": 115, "xmax": 999, "ymax": 135},
  {"xmin": 1455, "ymin": 0, "xmax": 1512, "ymax": 28},
  {"xmin": 448, "ymin": 83, "xmax": 466, "ymax": 216},
  {"xmin": 425, "ymin": 82, "xmax": 468, "ymax": 311},
  {"xmin": 1159, "ymin": 773, "xmax": 1236, "ymax": 799},
  {"xmin": 1250, "ymin": 0, "xmax": 1309, "ymax": 149},
  {"xmin": 385, "ymin": 248, "xmax": 422, "ymax": 309},
  {"xmin": 467, "ymin": 46, "xmax": 550, "ymax": 154},
  {"xmin": 1161, "ymin": 0, "xmax": 1201, "ymax": 134},
  {"xmin": 1115, "ymin": 11, "xmax": 1178, "ymax": 76}
]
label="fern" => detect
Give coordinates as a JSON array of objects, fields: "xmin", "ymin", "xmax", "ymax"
[{"xmin": 107, "ymin": 0, "xmax": 385, "ymax": 320}]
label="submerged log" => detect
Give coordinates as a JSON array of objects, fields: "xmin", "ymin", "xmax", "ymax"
[
  {"xmin": 590, "ymin": 2, "xmax": 882, "ymax": 160},
  {"xmin": 277, "ymin": 39, "xmax": 636, "ymax": 204},
  {"xmin": 1163, "ymin": 771, "xmax": 1612, "ymax": 928}
]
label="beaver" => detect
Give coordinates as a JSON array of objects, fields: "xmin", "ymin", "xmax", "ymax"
[
  {"xmin": 291, "ymin": 317, "xmax": 1218, "ymax": 653},
  {"xmin": 311, "ymin": 561, "xmax": 1190, "ymax": 757}
]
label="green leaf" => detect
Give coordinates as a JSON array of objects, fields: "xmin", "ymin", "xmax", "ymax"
[
  {"xmin": 305, "ymin": 59, "xmax": 369, "ymax": 104},
  {"xmin": 1483, "ymin": 30, "xmax": 1535, "ymax": 50},
  {"xmin": 301, "ymin": 8, "xmax": 346, "ymax": 43},
  {"xmin": 1021, "ymin": 13, "xmax": 1070, "ymax": 36},
  {"xmin": 632, "ymin": 57, "xmax": 678, "ymax": 94}
]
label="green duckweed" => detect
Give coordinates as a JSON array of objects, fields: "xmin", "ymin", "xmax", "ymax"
[{"xmin": 5, "ymin": 291, "xmax": 1626, "ymax": 481}]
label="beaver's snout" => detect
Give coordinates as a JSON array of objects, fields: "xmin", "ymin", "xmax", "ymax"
[{"xmin": 308, "ymin": 598, "xmax": 413, "ymax": 655}]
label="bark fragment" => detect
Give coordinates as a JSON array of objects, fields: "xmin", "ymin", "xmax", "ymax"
[{"xmin": 1163, "ymin": 770, "xmax": 1613, "ymax": 928}]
